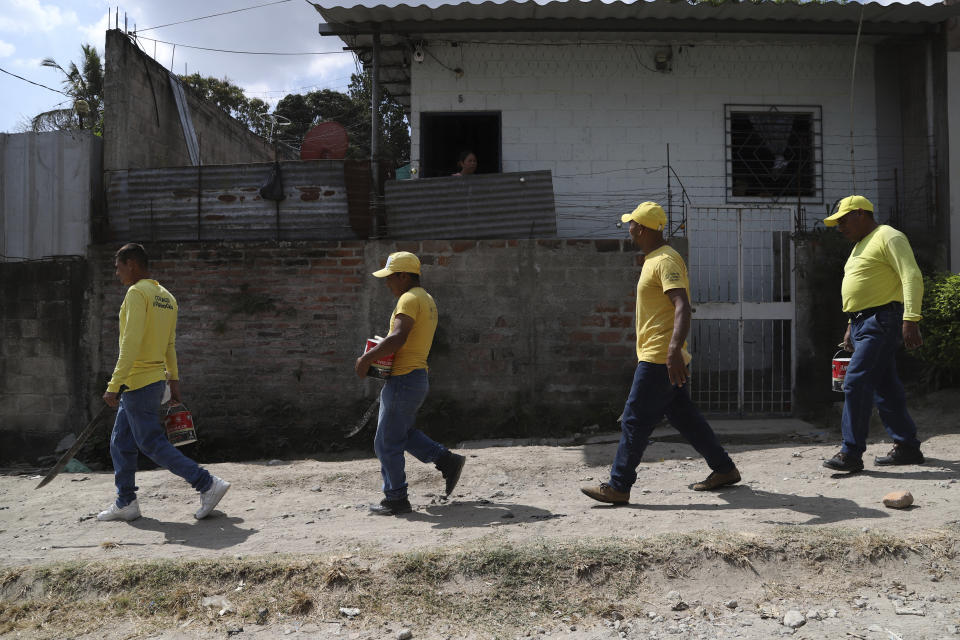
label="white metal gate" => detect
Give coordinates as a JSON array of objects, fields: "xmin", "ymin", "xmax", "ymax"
[{"xmin": 686, "ymin": 206, "xmax": 796, "ymax": 416}]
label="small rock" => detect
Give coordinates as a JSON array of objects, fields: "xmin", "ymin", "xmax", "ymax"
[
  {"xmin": 670, "ymin": 600, "xmax": 688, "ymax": 611},
  {"xmin": 725, "ymin": 600, "xmax": 738, "ymax": 609},
  {"xmin": 397, "ymin": 629, "xmax": 413, "ymax": 640},
  {"xmin": 339, "ymin": 607, "xmax": 360, "ymax": 617},
  {"xmin": 256, "ymin": 608, "xmax": 268, "ymax": 625},
  {"xmin": 310, "ymin": 485, "xmax": 323, "ymax": 492},
  {"xmin": 895, "ymin": 606, "xmax": 925, "ymax": 616},
  {"xmin": 782, "ymin": 610, "xmax": 805, "ymax": 628},
  {"xmin": 226, "ymin": 626, "xmax": 243, "ymax": 636},
  {"xmin": 805, "ymin": 609, "xmax": 821, "ymax": 620},
  {"xmin": 883, "ymin": 490, "xmax": 914, "ymax": 509},
  {"xmin": 501, "ymin": 511, "xmax": 515, "ymax": 519}
]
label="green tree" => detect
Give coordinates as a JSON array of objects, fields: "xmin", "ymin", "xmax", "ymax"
[
  {"xmin": 180, "ymin": 73, "xmax": 271, "ymax": 138},
  {"xmin": 31, "ymin": 44, "xmax": 104, "ymax": 134},
  {"xmin": 273, "ymin": 72, "xmax": 409, "ymax": 166}
]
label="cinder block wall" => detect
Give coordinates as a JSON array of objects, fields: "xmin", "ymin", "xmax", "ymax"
[
  {"xmin": 85, "ymin": 239, "xmax": 647, "ymax": 460},
  {"xmin": 102, "ymin": 29, "xmax": 285, "ymax": 171},
  {"xmin": 0, "ymin": 259, "xmax": 89, "ymax": 460},
  {"xmin": 409, "ymin": 37, "xmax": 880, "ymax": 237}
]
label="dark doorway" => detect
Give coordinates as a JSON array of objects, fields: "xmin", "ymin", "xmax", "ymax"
[{"xmin": 420, "ymin": 112, "xmax": 501, "ymax": 178}]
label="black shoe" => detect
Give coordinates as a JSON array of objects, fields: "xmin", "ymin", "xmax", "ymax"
[
  {"xmin": 822, "ymin": 451, "xmax": 864, "ymax": 473},
  {"xmin": 435, "ymin": 451, "xmax": 466, "ymax": 496},
  {"xmin": 369, "ymin": 498, "xmax": 412, "ymax": 516},
  {"xmin": 875, "ymin": 444, "xmax": 924, "ymax": 466}
]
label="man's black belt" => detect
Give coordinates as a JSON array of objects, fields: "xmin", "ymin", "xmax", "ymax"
[{"xmin": 847, "ymin": 301, "xmax": 901, "ymax": 321}]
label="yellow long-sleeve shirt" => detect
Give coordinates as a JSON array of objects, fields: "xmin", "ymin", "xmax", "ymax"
[
  {"xmin": 841, "ymin": 225, "xmax": 923, "ymax": 322},
  {"xmin": 106, "ymin": 279, "xmax": 179, "ymax": 392}
]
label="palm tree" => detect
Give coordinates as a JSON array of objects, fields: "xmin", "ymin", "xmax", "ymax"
[{"xmin": 31, "ymin": 44, "xmax": 104, "ymax": 134}]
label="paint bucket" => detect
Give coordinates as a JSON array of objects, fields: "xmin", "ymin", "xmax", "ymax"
[
  {"xmin": 831, "ymin": 350, "xmax": 851, "ymax": 393},
  {"xmin": 364, "ymin": 337, "xmax": 394, "ymax": 379},
  {"xmin": 164, "ymin": 403, "xmax": 198, "ymax": 447}
]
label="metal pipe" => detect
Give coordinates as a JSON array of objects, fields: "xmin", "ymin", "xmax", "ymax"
[{"xmin": 370, "ymin": 31, "xmax": 382, "ymax": 238}]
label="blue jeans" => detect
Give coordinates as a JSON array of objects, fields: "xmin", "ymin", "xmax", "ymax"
[
  {"xmin": 110, "ymin": 381, "xmax": 212, "ymax": 507},
  {"xmin": 374, "ymin": 369, "xmax": 447, "ymax": 500},
  {"xmin": 609, "ymin": 362, "xmax": 734, "ymax": 493},
  {"xmin": 840, "ymin": 302, "xmax": 920, "ymax": 458}
]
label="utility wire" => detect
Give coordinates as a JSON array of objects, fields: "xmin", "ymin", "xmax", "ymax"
[
  {"xmin": 134, "ymin": 35, "xmax": 350, "ymax": 56},
  {"xmin": 136, "ymin": 0, "xmax": 293, "ymax": 32},
  {"xmin": 0, "ymin": 66, "xmax": 68, "ymax": 95}
]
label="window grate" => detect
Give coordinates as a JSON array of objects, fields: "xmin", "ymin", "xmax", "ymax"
[{"xmin": 725, "ymin": 105, "xmax": 822, "ymax": 204}]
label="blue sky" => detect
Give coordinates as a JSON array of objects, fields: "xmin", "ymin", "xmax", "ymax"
[
  {"xmin": 0, "ymin": 0, "xmax": 358, "ymax": 133},
  {"xmin": 0, "ymin": 0, "xmax": 943, "ymax": 134}
]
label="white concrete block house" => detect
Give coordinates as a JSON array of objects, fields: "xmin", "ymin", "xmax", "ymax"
[
  {"xmin": 317, "ymin": 0, "xmax": 959, "ymax": 264},
  {"xmin": 316, "ymin": 1, "xmax": 958, "ymax": 415}
]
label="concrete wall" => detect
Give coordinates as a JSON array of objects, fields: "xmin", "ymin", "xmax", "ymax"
[
  {"xmin": 0, "ymin": 131, "xmax": 102, "ymax": 260},
  {"xmin": 948, "ymin": 47, "xmax": 960, "ymax": 272},
  {"xmin": 81, "ymin": 239, "xmax": 646, "ymax": 460},
  {"xmin": 0, "ymin": 259, "xmax": 90, "ymax": 461},
  {"xmin": 103, "ymin": 29, "xmax": 284, "ymax": 171},
  {"xmin": 408, "ymin": 35, "xmax": 880, "ymax": 237}
]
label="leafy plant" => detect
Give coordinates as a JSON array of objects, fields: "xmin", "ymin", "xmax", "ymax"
[{"xmin": 912, "ymin": 272, "xmax": 960, "ymax": 388}]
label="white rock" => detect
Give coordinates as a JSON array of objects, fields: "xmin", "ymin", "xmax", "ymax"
[
  {"xmin": 397, "ymin": 629, "xmax": 413, "ymax": 640},
  {"xmin": 339, "ymin": 607, "xmax": 360, "ymax": 617},
  {"xmin": 725, "ymin": 600, "xmax": 738, "ymax": 609},
  {"xmin": 782, "ymin": 610, "xmax": 805, "ymax": 628}
]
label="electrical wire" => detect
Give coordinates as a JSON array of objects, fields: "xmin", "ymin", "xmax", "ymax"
[
  {"xmin": 136, "ymin": 0, "xmax": 293, "ymax": 33},
  {"xmin": 133, "ymin": 35, "xmax": 352, "ymax": 56},
  {"xmin": 0, "ymin": 66, "xmax": 69, "ymax": 95}
]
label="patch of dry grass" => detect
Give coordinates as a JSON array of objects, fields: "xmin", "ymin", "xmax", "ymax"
[{"xmin": 1, "ymin": 526, "xmax": 957, "ymax": 638}]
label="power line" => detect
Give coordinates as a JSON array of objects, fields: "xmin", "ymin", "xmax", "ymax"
[
  {"xmin": 133, "ymin": 35, "xmax": 351, "ymax": 56},
  {"xmin": 0, "ymin": 66, "xmax": 68, "ymax": 95},
  {"xmin": 136, "ymin": 0, "xmax": 294, "ymax": 32}
]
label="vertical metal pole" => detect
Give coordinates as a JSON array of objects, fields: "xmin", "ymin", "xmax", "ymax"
[
  {"xmin": 370, "ymin": 31, "xmax": 382, "ymax": 238},
  {"xmin": 737, "ymin": 208, "xmax": 745, "ymax": 417},
  {"xmin": 666, "ymin": 143, "xmax": 672, "ymax": 232}
]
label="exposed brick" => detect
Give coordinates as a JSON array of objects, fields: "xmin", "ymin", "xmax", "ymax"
[
  {"xmin": 452, "ymin": 241, "xmax": 477, "ymax": 253},
  {"xmin": 595, "ymin": 240, "xmax": 622, "ymax": 252},
  {"xmin": 609, "ymin": 315, "xmax": 632, "ymax": 328},
  {"xmin": 569, "ymin": 331, "xmax": 593, "ymax": 343},
  {"xmin": 580, "ymin": 315, "xmax": 605, "ymax": 327},
  {"xmin": 421, "ymin": 240, "xmax": 452, "ymax": 253},
  {"xmin": 596, "ymin": 331, "xmax": 623, "ymax": 344},
  {"xmin": 395, "ymin": 241, "xmax": 420, "ymax": 253}
]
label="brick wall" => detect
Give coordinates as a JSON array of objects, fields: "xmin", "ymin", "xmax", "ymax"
[
  {"xmin": 0, "ymin": 259, "xmax": 89, "ymax": 461},
  {"xmin": 85, "ymin": 239, "xmax": 649, "ymax": 460},
  {"xmin": 409, "ymin": 38, "xmax": 880, "ymax": 237}
]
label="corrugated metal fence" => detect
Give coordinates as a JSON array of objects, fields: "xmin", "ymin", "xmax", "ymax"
[
  {"xmin": 0, "ymin": 131, "xmax": 102, "ymax": 260},
  {"xmin": 104, "ymin": 160, "xmax": 353, "ymax": 242},
  {"xmin": 384, "ymin": 171, "xmax": 557, "ymax": 239}
]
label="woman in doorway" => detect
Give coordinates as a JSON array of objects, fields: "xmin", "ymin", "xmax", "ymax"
[{"xmin": 452, "ymin": 150, "xmax": 478, "ymax": 176}]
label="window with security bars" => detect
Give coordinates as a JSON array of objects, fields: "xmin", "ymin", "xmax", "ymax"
[{"xmin": 725, "ymin": 106, "xmax": 822, "ymax": 202}]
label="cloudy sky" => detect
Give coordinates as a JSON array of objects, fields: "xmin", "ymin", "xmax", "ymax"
[{"xmin": 0, "ymin": 0, "xmax": 360, "ymax": 133}]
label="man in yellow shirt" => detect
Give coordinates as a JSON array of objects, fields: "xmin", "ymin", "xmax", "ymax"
[
  {"xmin": 821, "ymin": 196, "xmax": 925, "ymax": 473},
  {"xmin": 98, "ymin": 244, "xmax": 230, "ymax": 522},
  {"xmin": 582, "ymin": 202, "xmax": 740, "ymax": 505},
  {"xmin": 355, "ymin": 251, "xmax": 465, "ymax": 515}
]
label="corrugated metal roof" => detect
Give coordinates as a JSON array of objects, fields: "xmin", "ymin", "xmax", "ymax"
[
  {"xmin": 104, "ymin": 160, "xmax": 353, "ymax": 243},
  {"xmin": 317, "ymin": 0, "xmax": 959, "ymax": 29},
  {"xmin": 384, "ymin": 170, "xmax": 557, "ymax": 238}
]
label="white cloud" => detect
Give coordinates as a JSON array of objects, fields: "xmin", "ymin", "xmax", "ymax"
[
  {"xmin": 0, "ymin": 40, "xmax": 15, "ymax": 57},
  {"xmin": 0, "ymin": 0, "xmax": 78, "ymax": 34}
]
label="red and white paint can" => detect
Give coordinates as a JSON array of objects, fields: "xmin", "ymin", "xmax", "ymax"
[
  {"xmin": 831, "ymin": 351, "xmax": 851, "ymax": 393},
  {"xmin": 364, "ymin": 337, "xmax": 394, "ymax": 379},
  {"xmin": 164, "ymin": 404, "xmax": 198, "ymax": 446}
]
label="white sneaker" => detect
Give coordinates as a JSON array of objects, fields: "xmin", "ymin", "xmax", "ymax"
[
  {"xmin": 97, "ymin": 499, "xmax": 141, "ymax": 522},
  {"xmin": 195, "ymin": 476, "xmax": 230, "ymax": 519}
]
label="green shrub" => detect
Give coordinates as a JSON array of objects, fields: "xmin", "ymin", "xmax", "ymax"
[{"xmin": 912, "ymin": 272, "xmax": 960, "ymax": 388}]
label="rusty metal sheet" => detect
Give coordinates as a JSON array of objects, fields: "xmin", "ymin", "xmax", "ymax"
[
  {"xmin": 104, "ymin": 160, "xmax": 352, "ymax": 242},
  {"xmin": 384, "ymin": 170, "xmax": 556, "ymax": 239}
]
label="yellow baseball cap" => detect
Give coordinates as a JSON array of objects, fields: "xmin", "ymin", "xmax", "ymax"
[
  {"xmin": 824, "ymin": 195, "xmax": 874, "ymax": 227},
  {"xmin": 372, "ymin": 251, "xmax": 421, "ymax": 277},
  {"xmin": 621, "ymin": 201, "xmax": 667, "ymax": 231}
]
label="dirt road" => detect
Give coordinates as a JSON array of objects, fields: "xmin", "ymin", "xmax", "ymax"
[{"xmin": 2, "ymin": 390, "xmax": 959, "ymax": 639}]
